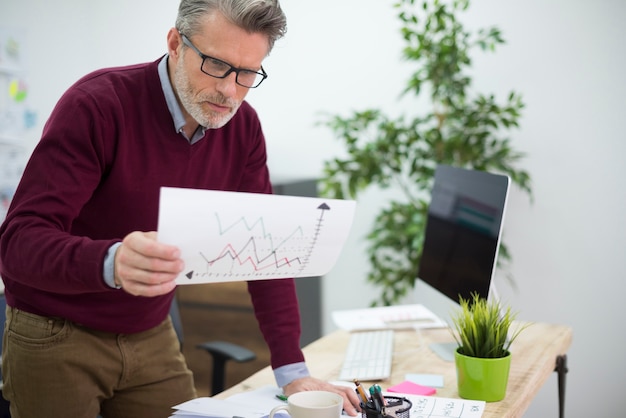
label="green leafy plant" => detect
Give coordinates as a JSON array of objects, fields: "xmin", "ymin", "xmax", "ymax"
[
  {"xmin": 319, "ymin": 0, "xmax": 532, "ymax": 305},
  {"xmin": 450, "ymin": 293, "xmax": 528, "ymax": 358}
]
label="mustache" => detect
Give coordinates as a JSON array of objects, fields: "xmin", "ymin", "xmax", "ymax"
[{"xmin": 202, "ymin": 93, "xmax": 235, "ymax": 108}]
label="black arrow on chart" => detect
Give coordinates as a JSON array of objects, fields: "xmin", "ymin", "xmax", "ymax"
[{"xmin": 295, "ymin": 202, "xmax": 331, "ymax": 275}]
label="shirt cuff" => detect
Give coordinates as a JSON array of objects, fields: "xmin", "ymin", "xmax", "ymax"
[
  {"xmin": 103, "ymin": 242, "xmax": 123, "ymax": 288},
  {"xmin": 273, "ymin": 362, "xmax": 310, "ymax": 388}
]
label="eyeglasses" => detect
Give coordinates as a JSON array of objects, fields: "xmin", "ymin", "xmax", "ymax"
[{"xmin": 180, "ymin": 33, "xmax": 268, "ymax": 89}]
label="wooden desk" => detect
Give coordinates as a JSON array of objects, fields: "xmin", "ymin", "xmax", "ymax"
[{"xmin": 217, "ymin": 322, "xmax": 572, "ymax": 418}]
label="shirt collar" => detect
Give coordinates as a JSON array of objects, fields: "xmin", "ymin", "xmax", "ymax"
[{"xmin": 158, "ymin": 55, "xmax": 207, "ymax": 143}]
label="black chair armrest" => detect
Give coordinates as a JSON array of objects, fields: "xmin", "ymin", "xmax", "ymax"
[{"xmin": 196, "ymin": 341, "xmax": 256, "ymax": 395}]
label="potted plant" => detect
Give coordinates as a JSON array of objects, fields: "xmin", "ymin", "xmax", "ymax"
[
  {"xmin": 319, "ymin": 0, "xmax": 532, "ymax": 305},
  {"xmin": 450, "ymin": 292, "xmax": 529, "ymax": 402}
]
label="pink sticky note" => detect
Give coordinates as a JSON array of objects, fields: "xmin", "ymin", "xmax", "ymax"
[{"xmin": 387, "ymin": 380, "xmax": 436, "ymax": 396}]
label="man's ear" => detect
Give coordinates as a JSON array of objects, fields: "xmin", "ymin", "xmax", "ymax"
[{"xmin": 166, "ymin": 28, "xmax": 183, "ymax": 59}]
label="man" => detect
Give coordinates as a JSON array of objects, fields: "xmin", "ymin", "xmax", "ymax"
[{"xmin": 0, "ymin": 1, "xmax": 360, "ymax": 417}]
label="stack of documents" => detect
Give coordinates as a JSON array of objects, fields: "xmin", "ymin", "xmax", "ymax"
[
  {"xmin": 170, "ymin": 397, "xmax": 264, "ymax": 418},
  {"xmin": 170, "ymin": 386, "xmax": 283, "ymax": 418}
]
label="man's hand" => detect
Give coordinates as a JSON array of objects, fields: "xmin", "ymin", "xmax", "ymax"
[
  {"xmin": 282, "ymin": 377, "xmax": 361, "ymax": 416},
  {"xmin": 114, "ymin": 231, "xmax": 184, "ymax": 296}
]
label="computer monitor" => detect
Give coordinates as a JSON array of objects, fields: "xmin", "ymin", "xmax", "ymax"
[{"xmin": 417, "ymin": 164, "xmax": 510, "ymax": 304}]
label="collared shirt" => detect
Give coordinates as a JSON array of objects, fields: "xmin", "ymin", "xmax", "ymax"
[{"xmin": 157, "ymin": 55, "xmax": 208, "ymax": 144}]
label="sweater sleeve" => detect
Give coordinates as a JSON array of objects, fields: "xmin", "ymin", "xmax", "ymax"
[
  {"xmin": 0, "ymin": 84, "xmax": 117, "ymax": 293},
  {"xmin": 247, "ymin": 278, "xmax": 306, "ymax": 370}
]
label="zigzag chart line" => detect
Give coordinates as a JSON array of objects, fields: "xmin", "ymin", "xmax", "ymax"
[{"xmin": 184, "ymin": 203, "xmax": 331, "ymax": 280}]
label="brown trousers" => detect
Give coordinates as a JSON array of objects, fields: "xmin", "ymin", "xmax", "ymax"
[{"xmin": 2, "ymin": 306, "xmax": 196, "ymax": 418}]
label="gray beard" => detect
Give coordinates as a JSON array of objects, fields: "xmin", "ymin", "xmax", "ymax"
[{"xmin": 174, "ymin": 59, "xmax": 241, "ymax": 129}]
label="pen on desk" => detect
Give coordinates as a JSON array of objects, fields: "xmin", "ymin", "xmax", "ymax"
[
  {"xmin": 353, "ymin": 379, "xmax": 369, "ymax": 404},
  {"xmin": 275, "ymin": 394, "xmax": 288, "ymax": 402}
]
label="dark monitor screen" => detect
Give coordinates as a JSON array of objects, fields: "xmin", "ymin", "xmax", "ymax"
[{"xmin": 417, "ymin": 165, "xmax": 510, "ymax": 304}]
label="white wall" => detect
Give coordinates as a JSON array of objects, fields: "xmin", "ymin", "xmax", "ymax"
[{"xmin": 2, "ymin": 0, "xmax": 625, "ymax": 416}]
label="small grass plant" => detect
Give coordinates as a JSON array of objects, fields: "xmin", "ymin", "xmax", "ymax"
[{"xmin": 450, "ymin": 293, "xmax": 529, "ymax": 358}]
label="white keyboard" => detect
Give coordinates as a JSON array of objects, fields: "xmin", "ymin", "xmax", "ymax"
[{"xmin": 338, "ymin": 329, "xmax": 394, "ymax": 381}]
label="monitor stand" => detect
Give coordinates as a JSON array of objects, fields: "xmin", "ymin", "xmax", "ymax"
[
  {"xmin": 427, "ymin": 283, "xmax": 503, "ymax": 362},
  {"xmin": 429, "ymin": 342, "xmax": 458, "ymax": 362}
]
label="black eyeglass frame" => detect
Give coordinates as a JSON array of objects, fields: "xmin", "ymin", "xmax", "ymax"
[{"xmin": 179, "ymin": 33, "xmax": 268, "ymax": 88}]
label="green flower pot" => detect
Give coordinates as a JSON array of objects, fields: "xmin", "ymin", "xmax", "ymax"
[{"xmin": 454, "ymin": 348, "xmax": 511, "ymax": 402}]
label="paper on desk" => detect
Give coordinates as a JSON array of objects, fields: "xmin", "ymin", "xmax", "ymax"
[
  {"xmin": 170, "ymin": 386, "xmax": 287, "ymax": 418},
  {"xmin": 405, "ymin": 373, "xmax": 445, "ymax": 388},
  {"xmin": 170, "ymin": 396, "xmax": 265, "ymax": 417},
  {"xmin": 157, "ymin": 187, "xmax": 356, "ymax": 285},
  {"xmin": 389, "ymin": 392, "xmax": 485, "ymax": 417},
  {"xmin": 225, "ymin": 385, "xmax": 285, "ymax": 412},
  {"xmin": 332, "ymin": 304, "xmax": 447, "ymax": 331}
]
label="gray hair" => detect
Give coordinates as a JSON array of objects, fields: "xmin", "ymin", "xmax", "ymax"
[{"xmin": 175, "ymin": 0, "xmax": 287, "ymax": 52}]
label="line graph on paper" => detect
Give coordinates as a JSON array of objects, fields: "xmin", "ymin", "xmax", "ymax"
[
  {"xmin": 196, "ymin": 204, "xmax": 327, "ymax": 279},
  {"xmin": 157, "ymin": 187, "xmax": 356, "ymax": 284}
]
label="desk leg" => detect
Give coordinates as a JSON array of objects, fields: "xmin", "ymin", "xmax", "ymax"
[{"xmin": 555, "ymin": 354, "xmax": 568, "ymax": 418}]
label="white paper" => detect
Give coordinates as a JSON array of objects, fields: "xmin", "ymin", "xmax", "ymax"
[
  {"xmin": 402, "ymin": 393, "xmax": 485, "ymax": 417},
  {"xmin": 170, "ymin": 397, "xmax": 265, "ymax": 417},
  {"xmin": 170, "ymin": 412, "xmax": 213, "ymax": 418},
  {"xmin": 170, "ymin": 387, "xmax": 287, "ymax": 418},
  {"xmin": 332, "ymin": 304, "xmax": 447, "ymax": 331},
  {"xmin": 157, "ymin": 187, "xmax": 356, "ymax": 285},
  {"xmin": 225, "ymin": 385, "xmax": 285, "ymax": 412}
]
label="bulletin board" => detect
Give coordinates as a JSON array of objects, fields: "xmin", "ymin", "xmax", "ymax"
[{"xmin": 0, "ymin": 28, "xmax": 34, "ymax": 222}]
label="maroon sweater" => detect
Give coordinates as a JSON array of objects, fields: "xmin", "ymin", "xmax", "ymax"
[{"xmin": 0, "ymin": 58, "xmax": 304, "ymax": 369}]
